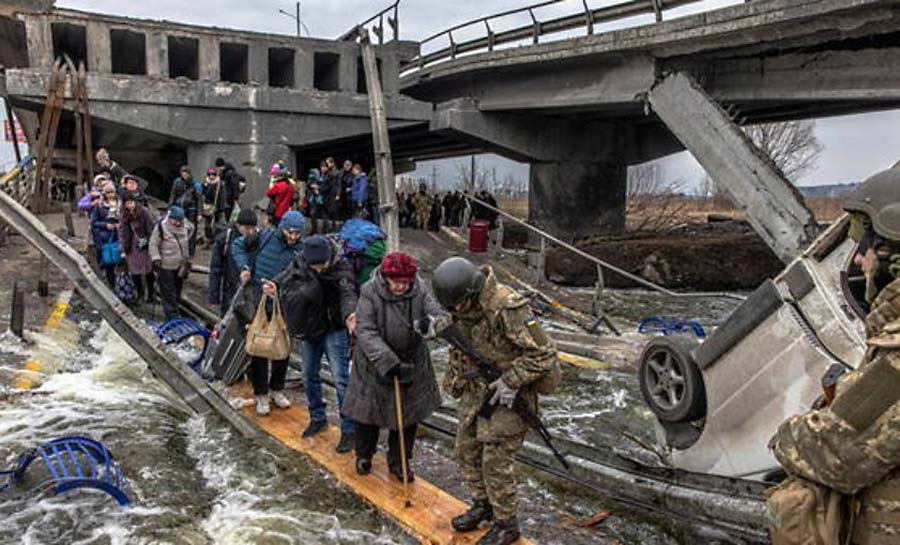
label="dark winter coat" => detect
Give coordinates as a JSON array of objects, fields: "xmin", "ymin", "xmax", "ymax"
[
  {"xmin": 273, "ymin": 237, "xmax": 357, "ymax": 341},
  {"xmin": 169, "ymin": 177, "xmax": 201, "ymax": 220},
  {"xmin": 208, "ymin": 226, "xmax": 245, "ymax": 310},
  {"xmin": 343, "ymin": 271, "xmax": 446, "ymax": 429},
  {"xmin": 220, "ymin": 163, "xmax": 242, "ymax": 208},
  {"xmin": 90, "ymin": 201, "xmax": 120, "ymax": 248},
  {"xmin": 231, "ymin": 229, "xmax": 301, "ymax": 289}
]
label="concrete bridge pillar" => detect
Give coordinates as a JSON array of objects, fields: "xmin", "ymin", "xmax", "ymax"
[
  {"xmin": 429, "ymin": 101, "xmax": 631, "ymax": 241},
  {"xmin": 529, "ymin": 156, "xmax": 626, "ymax": 241},
  {"xmin": 528, "ymin": 120, "xmax": 631, "ymax": 241}
]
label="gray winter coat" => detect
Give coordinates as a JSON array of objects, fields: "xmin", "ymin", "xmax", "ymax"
[{"xmin": 343, "ymin": 271, "xmax": 447, "ymax": 430}]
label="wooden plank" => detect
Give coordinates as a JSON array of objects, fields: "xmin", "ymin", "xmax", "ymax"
[{"xmin": 229, "ymin": 382, "xmax": 535, "ymax": 545}]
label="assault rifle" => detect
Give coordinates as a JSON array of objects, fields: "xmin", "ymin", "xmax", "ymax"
[{"xmin": 438, "ymin": 323, "xmax": 570, "ymax": 470}]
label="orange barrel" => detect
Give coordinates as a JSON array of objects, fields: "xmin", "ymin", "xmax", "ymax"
[{"xmin": 468, "ymin": 220, "xmax": 490, "ymax": 253}]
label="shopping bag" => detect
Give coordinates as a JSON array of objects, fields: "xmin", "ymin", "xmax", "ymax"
[
  {"xmin": 101, "ymin": 240, "xmax": 124, "ymax": 266},
  {"xmin": 244, "ymin": 294, "xmax": 291, "ymax": 360}
]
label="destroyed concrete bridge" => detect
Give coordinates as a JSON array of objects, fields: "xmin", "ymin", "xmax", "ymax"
[{"xmin": 1, "ymin": 0, "xmax": 899, "ymax": 261}]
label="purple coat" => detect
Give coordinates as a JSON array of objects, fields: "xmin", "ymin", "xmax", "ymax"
[{"xmin": 120, "ymin": 206, "xmax": 154, "ymax": 275}]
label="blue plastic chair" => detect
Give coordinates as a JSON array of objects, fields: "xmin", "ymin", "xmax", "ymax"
[
  {"xmin": 637, "ymin": 317, "xmax": 706, "ymax": 339},
  {"xmin": 154, "ymin": 318, "xmax": 211, "ymax": 369},
  {"xmin": 0, "ymin": 436, "xmax": 130, "ymax": 505}
]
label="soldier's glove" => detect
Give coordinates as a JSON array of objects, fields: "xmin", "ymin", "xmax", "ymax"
[
  {"xmin": 488, "ymin": 378, "xmax": 518, "ymax": 409},
  {"xmin": 414, "ymin": 314, "xmax": 449, "ymax": 340}
]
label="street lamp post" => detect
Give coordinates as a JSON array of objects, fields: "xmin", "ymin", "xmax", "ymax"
[{"xmin": 279, "ymin": 2, "xmax": 309, "ymax": 37}]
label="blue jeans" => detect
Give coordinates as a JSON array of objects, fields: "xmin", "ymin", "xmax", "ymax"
[{"xmin": 299, "ymin": 329, "xmax": 354, "ymax": 434}]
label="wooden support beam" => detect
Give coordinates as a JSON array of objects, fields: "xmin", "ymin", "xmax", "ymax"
[{"xmin": 360, "ymin": 31, "xmax": 399, "ymax": 252}]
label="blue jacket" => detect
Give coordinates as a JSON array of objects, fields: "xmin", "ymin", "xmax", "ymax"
[
  {"xmin": 351, "ymin": 173, "xmax": 369, "ymax": 207},
  {"xmin": 231, "ymin": 229, "xmax": 302, "ymax": 288},
  {"xmin": 90, "ymin": 203, "xmax": 119, "ymax": 248}
]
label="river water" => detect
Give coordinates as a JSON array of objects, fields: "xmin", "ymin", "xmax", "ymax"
[
  {"xmin": 0, "ymin": 310, "xmax": 405, "ymax": 545},
  {"xmin": 0, "ymin": 288, "xmax": 742, "ymax": 545}
]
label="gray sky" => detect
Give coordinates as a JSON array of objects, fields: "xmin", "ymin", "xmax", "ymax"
[{"xmin": 10, "ymin": 0, "xmax": 894, "ymax": 189}]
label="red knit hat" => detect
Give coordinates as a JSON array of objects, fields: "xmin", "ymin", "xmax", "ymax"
[{"xmin": 381, "ymin": 252, "xmax": 418, "ymax": 282}]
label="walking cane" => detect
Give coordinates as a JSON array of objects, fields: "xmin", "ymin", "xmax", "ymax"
[{"xmin": 393, "ymin": 375, "xmax": 412, "ymax": 508}]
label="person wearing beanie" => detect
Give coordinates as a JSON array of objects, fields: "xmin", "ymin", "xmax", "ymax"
[
  {"xmin": 149, "ymin": 206, "xmax": 194, "ymax": 320},
  {"xmin": 231, "ymin": 209, "xmax": 305, "ymax": 416},
  {"xmin": 343, "ymin": 252, "xmax": 448, "ymax": 479},
  {"xmin": 208, "ymin": 209, "xmax": 259, "ymax": 316},
  {"xmin": 263, "ymin": 234, "xmax": 358, "ymax": 451},
  {"xmin": 90, "ymin": 179, "xmax": 123, "ymax": 287}
]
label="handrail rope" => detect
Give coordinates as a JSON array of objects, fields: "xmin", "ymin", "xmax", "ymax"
[{"xmin": 460, "ymin": 193, "xmax": 745, "ymax": 301}]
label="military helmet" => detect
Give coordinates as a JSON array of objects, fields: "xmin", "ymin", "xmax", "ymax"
[
  {"xmin": 844, "ymin": 167, "xmax": 900, "ymax": 241},
  {"xmin": 432, "ymin": 257, "xmax": 485, "ymax": 310}
]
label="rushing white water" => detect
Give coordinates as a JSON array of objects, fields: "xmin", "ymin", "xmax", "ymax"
[{"xmin": 0, "ymin": 318, "xmax": 405, "ymax": 545}]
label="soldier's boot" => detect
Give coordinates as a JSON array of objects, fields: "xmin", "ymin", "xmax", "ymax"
[
  {"xmin": 476, "ymin": 517, "xmax": 520, "ymax": 545},
  {"xmin": 451, "ymin": 500, "xmax": 493, "ymax": 532}
]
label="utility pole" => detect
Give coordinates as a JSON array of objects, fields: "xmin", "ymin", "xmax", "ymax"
[
  {"xmin": 279, "ymin": 2, "xmax": 306, "ymax": 37},
  {"xmin": 431, "ymin": 165, "xmax": 437, "ymax": 190},
  {"xmin": 469, "ymin": 155, "xmax": 476, "ymax": 191}
]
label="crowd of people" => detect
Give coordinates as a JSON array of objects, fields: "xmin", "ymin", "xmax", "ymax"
[
  {"xmin": 397, "ymin": 185, "xmax": 500, "ymax": 232},
  {"xmin": 74, "ymin": 145, "xmax": 900, "ymax": 545},
  {"xmin": 262, "ymin": 157, "xmax": 379, "ymax": 235},
  {"xmin": 80, "ymin": 149, "xmax": 247, "ymax": 321}
]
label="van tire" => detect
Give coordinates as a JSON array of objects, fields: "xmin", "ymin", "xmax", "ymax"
[{"xmin": 638, "ymin": 336, "xmax": 706, "ymax": 423}]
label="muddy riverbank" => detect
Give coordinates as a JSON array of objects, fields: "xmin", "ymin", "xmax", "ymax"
[{"xmin": 504, "ymin": 221, "xmax": 784, "ymax": 291}]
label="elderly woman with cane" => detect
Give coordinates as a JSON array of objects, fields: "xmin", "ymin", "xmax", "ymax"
[{"xmin": 343, "ymin": 252, "xmax": 448, "ymax": 481}]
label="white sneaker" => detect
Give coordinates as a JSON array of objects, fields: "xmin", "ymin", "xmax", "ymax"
[
  {"xmin": 271, "ymin": 390, "xmax": 291, "ymax": 410},
  {"xmin": 255, "ymin": 395, "xmax": 271, "ymax": 416}
]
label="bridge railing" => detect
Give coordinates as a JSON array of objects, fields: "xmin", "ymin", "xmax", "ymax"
[
  {"xmin": 339, "ymin": 1, "xmax": 401, "ymax": 43},
  {"xmin": 401, "ymin": 0, "xmax": 706, "ymax": 73}
]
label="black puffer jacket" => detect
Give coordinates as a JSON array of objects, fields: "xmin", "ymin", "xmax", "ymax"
[
  {"xmin": 273, "ymin": 238, "xmax": 357, "ymax": 340},
  {"xmin": 343, "ymin": 271, "xmax": 447, "ymax": 429}
]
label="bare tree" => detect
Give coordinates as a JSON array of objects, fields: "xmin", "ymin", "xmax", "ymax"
[
  {"xmin": 454, "ymin": 157, "xmax": 489, "ymax": 191},
  {"xmin": 626, "ymin": 163, "xmax": 689, "ymax": 232},
  {"xmin": 744, "ymin": 120, "xmax": 823, "ymax": 181}
]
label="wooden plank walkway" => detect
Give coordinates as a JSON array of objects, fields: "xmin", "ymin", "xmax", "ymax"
[{"xmin": 230, "ymin": 382, "xmax": 534, "ymax": 545}]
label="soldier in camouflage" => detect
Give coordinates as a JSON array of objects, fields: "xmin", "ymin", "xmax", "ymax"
[
  {"xmin": 432, "ymin": 256, "xmax": 557, "ymax": 545},
  {"xmin": 411, "ymin": 184, "xmax": 433, "ymax": 230},
  {"xmin": 769, "ymin": 167, "xmax": 900, "ymax": 545}
]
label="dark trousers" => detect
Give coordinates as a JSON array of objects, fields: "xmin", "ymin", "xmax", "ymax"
[
  {"xmin": 132, "ymin": 272, "xmax": 155, "ymax": 302},
  {"xmin": 355, "ymin": 422, "xmax": 418, "ymax": 471},
  {"xmin": 157, "ymin": 269, "xmax": 183, "ymax": 319},
  {"xmin": 249, "ymin": 356, "xmax": 288, "ymax": 396}
]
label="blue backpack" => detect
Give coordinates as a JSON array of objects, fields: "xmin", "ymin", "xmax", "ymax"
[{"xmin": 339, "ymin": 219, "xmax": 385, "ymax": 254}]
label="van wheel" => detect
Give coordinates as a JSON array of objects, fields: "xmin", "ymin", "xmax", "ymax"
[{"xmin": 638, "ymin": 337, "xmax": 706, "ymax": 423}]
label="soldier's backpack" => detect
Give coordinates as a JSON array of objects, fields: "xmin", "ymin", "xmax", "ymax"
[{"xmin": 766, "ymin": 476, "xmax": 846, "ymax": 545}]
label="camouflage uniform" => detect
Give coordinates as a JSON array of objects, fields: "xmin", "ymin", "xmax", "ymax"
[
  {"xmin": 411, "ymin": 191, "xmax": 432, "ymax": 230},
  {"xmin": 771, "ymin": 278, "xmax": 900, "ymax": 545},
  {"xmin": 442, "ymin": 266, "xmax": 557, "ymax": 521}
]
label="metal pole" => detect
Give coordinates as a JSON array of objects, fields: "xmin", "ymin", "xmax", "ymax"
[
  {"xmin": 359, "ymin": 30, "xmax": 399, "ymax": 252},
  {"xmin": 38, "ymin": 254, "xmax": 50, "ymax": 297},
  {"xmin": 9, "ymin": 280, "xmax": 23, "ymax": 338},
  {"xmin": 296, "ymin": 2, "xmax": 301, "ymax": 37}
]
